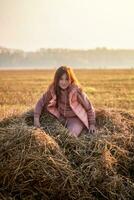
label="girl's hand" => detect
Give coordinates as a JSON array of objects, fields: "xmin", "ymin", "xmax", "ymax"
[{"xmin": 89, "ymin": 124, "xmax": 96, "ymax": 135}]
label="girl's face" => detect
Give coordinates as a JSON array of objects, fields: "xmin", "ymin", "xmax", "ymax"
[{"xmin": 58, "ymin": 73, "xmax": 71, "ymax": 90}]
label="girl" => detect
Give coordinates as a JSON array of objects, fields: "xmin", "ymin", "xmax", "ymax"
[{"xmin": 34, "ymin": 66, "xmax": 96, "ymax": 137}]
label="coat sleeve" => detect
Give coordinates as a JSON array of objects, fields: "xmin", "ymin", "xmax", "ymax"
[
  {"xmin": 77, "ymin": 89, "xmax": 96, "ymax": 126},
  {"xmin": 34, "ymin": 89, "xmax": 52, "ymax": 118}
]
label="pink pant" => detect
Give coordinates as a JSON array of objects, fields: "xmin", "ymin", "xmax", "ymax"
[{"xmin": 59, "ymin": 116, "xmax": 85, "ymax": 137}]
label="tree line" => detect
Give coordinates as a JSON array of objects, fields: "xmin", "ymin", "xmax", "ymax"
[{"xmin": 0, "ymin": 46, "xmax": 134, "ymax": 68}]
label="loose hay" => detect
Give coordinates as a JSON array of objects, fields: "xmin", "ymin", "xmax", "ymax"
[
  {"xmin": 0, "ymin": 124, "xmax": 80, "ymax": 200},
  {"xmin": 0, "ymin": 108, "xmax": 134, "ymax": 199}
]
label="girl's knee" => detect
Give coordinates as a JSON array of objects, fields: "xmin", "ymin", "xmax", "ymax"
[
  {"xmin": 66, "ymin": 117, "xmax": 84, "ymax": 137},
  {"xmin": 67, "ymin": 126, "xmax": 83, "ymax": 137}
]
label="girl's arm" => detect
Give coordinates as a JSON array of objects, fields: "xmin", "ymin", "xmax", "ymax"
[
  {"xmin": 34, "ymin": 89, "xmax": 52, "ymax": 120},
  {"xmin": 77, "ymin": 90, "xmax": 96, "ymax": 126}
]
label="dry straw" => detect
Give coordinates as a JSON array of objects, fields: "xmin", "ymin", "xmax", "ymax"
[{"xmin": 0, "ymin": 108, "xmax": 134, "ymax": 199}]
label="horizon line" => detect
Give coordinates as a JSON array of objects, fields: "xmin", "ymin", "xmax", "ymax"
[{"xmin": 1, "ymin": 45, "xmax": 134, "ymax": 53}]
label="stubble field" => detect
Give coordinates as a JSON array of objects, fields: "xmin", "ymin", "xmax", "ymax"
[{"xmin": 0, "ymin": 69, "xmax": 134, "ymax": 119}]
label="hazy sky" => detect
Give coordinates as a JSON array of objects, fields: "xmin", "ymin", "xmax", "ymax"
[{"xmin": 0, "ymin": 0, "xmax": 134, "ymax": 51}]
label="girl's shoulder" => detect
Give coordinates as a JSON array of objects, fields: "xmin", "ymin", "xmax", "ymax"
[
  {"xmin": 69, "ymin": 83, "xmax": 82, "ymax": 94},
  {"xmin": 70, "ymin": 83, "xmax": 89, "ymax": 100}
]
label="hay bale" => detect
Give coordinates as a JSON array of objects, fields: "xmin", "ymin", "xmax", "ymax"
[
  {"xmin": 96, "ymin": 109, "xmax": 123, "ymax": 133},
  {"xmin": 68, "ymin": 134, "xmax": 134, "ymax": 200},
  {"xmin": 0, "ymin": 124, "xmax": 80, "ymax": 200},
  {"xmin": 0, "ymin": 114, "xmax": 24, "ymax": 128},
  {"xmin": 0, "ymin": 108, "xmax": 134, "ymax": 199}
]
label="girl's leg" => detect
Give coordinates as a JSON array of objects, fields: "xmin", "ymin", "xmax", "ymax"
[{"xmin": 66, "ymin": 117, "xmax": 85, "ymax": 137}]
